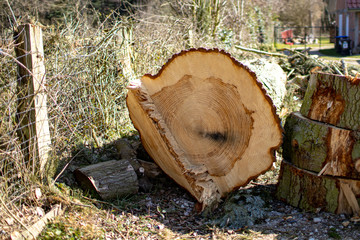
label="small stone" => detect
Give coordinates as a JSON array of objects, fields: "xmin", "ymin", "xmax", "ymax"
[
  {"xmin": 35, "ymin": 188, "xmax": 42, "ymax": 199},
  {"xmin": 309, "ymin": 238, "xmax": 315, "ymax": 240},
  {"xmin": 313, "ymin": 217, "xmax": 322, "ymax": 223},
  {"xmin": 36, "ymin": 207, "xmax": 45, "ymax": 217},
  {"xmin": 269, "ymin": 211, "xmax": 282, "ymax": 216},
  {"xmin": 342, "ymin": 221, "xmax": 350, "ymax": 227},
  {"xmin": 157, "ymin": 224, "xmax": 165, "ymax": 230}
]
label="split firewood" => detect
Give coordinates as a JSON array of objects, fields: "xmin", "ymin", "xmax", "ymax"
[
  {"xmin": 301, "ymin": 72, "xmax": 360, "ymax": 130},
  {"xmin": 283, "ymin": 112, "xmax": 360, "ymax": 179},
  {"xmin": 126, "ymin": 48, "xmax": 282, "ymax": 209}
]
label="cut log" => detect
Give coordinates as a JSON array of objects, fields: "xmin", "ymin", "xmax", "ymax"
[
  {"xmin": 137, "ymin": 159, "xmax": 163, "ymax": 179},
  {"xmin": 114, "ymin": 138, "xmax": 143, "ymax": 173},
  {"xmin": 74, "ymin": 160, "xmax": 138, "ymax": 200},
  {"xmin": 114, "ymin": 138, "xmax": 136, "ymax": 160},
  {"xmin": 283, "ymin": 112, "xmax": 360, "ymax": 179},
  {"xmin": 300, "ymin": 72, "xmax": 360, "ymax": 130},
  {"xmin": 242, "ymin": 58, "xmax": 287, "ymax": 110},
  {"xmin": 276, "ymin": 161, "xmax": 360, "ymax": 215},
  {"xmin": 126, "ymin": 48, "xmax": 283, "ymax": 209}
]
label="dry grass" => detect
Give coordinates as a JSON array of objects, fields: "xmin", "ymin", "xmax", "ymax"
[{"xmin": 1, "ymin": 1, "xmax": 350, "ymax": 239}]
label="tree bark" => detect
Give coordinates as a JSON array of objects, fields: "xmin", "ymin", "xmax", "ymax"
[
  {"xmin": 300, "ymin": 72, "xmax": 360, "ymax": 130},
  {"xmin": 126, "ymin": 48, "xmax": 282, "ymax": 209},
  {"xmin": 277, "ymin": 161, "xmax": 360, "ymax": 215},
  {"xmin": 74, "ymin": 159, "xmax": 138, "ymax": 200},
  {"xmin": 283, "ymin": 112, "xmax": 360, "ymax": 179}
]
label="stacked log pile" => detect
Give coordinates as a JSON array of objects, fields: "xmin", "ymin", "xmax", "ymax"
[{"xmin": 277, "ymin": 72, "xmax": 360, "ymax": 216}]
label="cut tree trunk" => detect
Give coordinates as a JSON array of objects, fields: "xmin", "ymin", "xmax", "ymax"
[
  {"xmin": 277, "ymin": 161, "xmax": 360, "ymax": 215},
  {"xmin": 126, "ymin": 48, "xmax": 283, "ymax": 209},
  {"xmin": 283, "ymin": 112, "xmax": 360, "ymax": 179},
  {"xmin": 74, "ymin": 159, "xmax": 138, "ymax": 200},
  {"xmin": 300, "ymin": 72, "xmax": 360, "ymax": 130}
]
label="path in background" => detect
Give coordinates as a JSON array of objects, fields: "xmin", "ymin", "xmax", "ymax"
[{"xmin": 309, "ymin": 46, "xmax": 360, "ymax": 65}]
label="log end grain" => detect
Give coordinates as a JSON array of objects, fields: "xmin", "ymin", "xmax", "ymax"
[{"xmin": 126, "ymin": 48, "xmax": 283, "ymax": 209}]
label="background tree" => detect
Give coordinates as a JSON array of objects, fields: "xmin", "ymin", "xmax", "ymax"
[{"xmin": 279, "ymin": 0, "xmax": 325, "ymax": 28}]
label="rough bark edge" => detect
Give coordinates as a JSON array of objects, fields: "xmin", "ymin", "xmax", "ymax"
[
  {"xmin": 283, "ymin": 111, "xmax": 360, "ymax": 179},
  {"xmin": 277, "ymin": 160, "xmax": 360, "ymax": 215},
  {"xmin": 301, "ymin": 72, "xmax": 360, "ymax": 129},
  {"xmin": 311, "ymin": 72, "xmax": 360, "ymax": 86},
  {"xmin": 126, "ymin": 48, "xmax": 283, "ymax": 209}
]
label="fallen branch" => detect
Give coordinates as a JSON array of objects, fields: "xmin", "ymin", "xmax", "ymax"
[
  {"xmin": 341, "ymin": 59, "xmax": 348, "ymax": 76},
  {"xmin": 235, "ymin": 45, "xmax": 287, "ymax": 58},
  {"xmin": 0, "ymin": 196, "xmax": 35, "ymax": 239},
  {"xmin": 52, "ymin": 148, "xmax": 84, "ymax": 184},
  {"xmin": 11, "ymin": 204, "xmax": 63, "ymax": 240},
  {"xmin": 281, "ymin": 48, "xmax": 327, "ymax": 67},
  {"xmin": 332, "ymin": 63, "xmax": 343, "ymax": 75}
]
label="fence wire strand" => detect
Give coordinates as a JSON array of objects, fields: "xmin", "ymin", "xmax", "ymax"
[
  {"xmin": 0, "ymin": 3, "xmax": 261, "ymax": 235},
  {"xmin": 0, "ymin": 21, "xmax": 138, "ymax": 236}
]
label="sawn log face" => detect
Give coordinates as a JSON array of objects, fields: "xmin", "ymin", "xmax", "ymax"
[
  {"xmin": 126, "ymin": 48, "xmax": 283, "ymax": 209},
  {"xmin": 283, "ymin": 112, "xmax": 360, "ymax": 179}
]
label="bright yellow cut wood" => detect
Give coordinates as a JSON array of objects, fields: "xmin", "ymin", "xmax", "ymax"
[{"xmin": 126, "ymin": 48, "xmax": 282, "ymax": 209}]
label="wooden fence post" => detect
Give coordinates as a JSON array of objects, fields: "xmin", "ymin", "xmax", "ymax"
[{"xmin": 15, "ymin": 24, "xmax": 51, "ymax": 177}]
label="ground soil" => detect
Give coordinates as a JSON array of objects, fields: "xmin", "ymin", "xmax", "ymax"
[{"xmin": 49, "ymin": 141, "xmax": 360, "ymax": 240}]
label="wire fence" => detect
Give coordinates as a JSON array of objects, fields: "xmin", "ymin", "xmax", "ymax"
[
  {"xmin": 0, "ymin": 27, "xmax": 36, "ymax": 235},
  {"xmin": 0, "ymin": 3, "xmax": 271, "ymax": 236},
  {"xmin": 274, "ymin": 26, "xmax": 336, "ymax": 50},
  {"xmin": 0, "ymin": 21, "xmax": 138, "ymax": 236},
  {"xmin": 0, "ymin": 12, "xmax": 202, "ymax": 236}
]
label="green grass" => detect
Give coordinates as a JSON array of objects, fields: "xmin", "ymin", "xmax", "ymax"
[
  {"xmin": 275, "ymin": 42, "xmax": 333, "ymax": 50},
  {"xmin": 275, "ymin": 38, "xmax": 333, "ymax": 50},
  {"xmin": 319, "ymin": 48, "xmax": 360, "ymax": 59}
]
